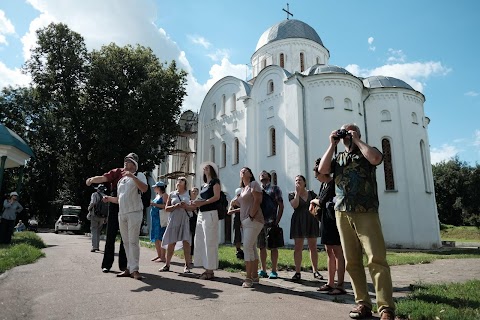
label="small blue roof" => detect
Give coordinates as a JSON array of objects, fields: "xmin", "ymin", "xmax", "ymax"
[
  {"xmin": 363, "ymin": 76, "xmax": 414, "ymax": 90},
  {"xmin": 0, "ymin": 124, "xmax": 35, "ymax": 158},
  {"xmin": 302, "ymin": 64, "xmax": 353, "ymax": 76}
]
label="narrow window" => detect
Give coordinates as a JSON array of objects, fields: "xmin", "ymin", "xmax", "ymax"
[
  {"xmin": 212, "ymin": 103, "xmax": 216, "ymax": 120},
  {"xmin": 221, "ymin": 142, "xmax": 226, "ymax": 168},
  {"xmin": 261, "ymin": 59, "xmax": 266, "ymax": 70},
  {"xmin": 270, "ymin": 127, "xmax": 276, "ymax": 156},
  {"xmin": 344, "ymin": 98, "xmax": 352, "ymax": 110},
  {"xmin": 221, "ymin": 95, "xmax": 226, "ymax": 115},
  {"xmin": 279, "ymin": 53, "xmax": 285, "ymax": 68},
  {"xmin": 300, "ymin": 52, "xmax": 305, "ymax": 72},
  {"xmin": 324, "ymin": 97, "xmax": 334, "ymax": 109},
  {"xmin": 316, "ymin": 56, "xmax": 320, "ymax": 64},
  {"xmin": 233, "ymin": 138, "xmax": 239, "ymax": 164},
  {"xmin": 271, "ymin": 171, "xmax": 278, "ymax": 186},
  {"xmin": 412, "ymin": 112, "xmax": 418, "ymax": 124},
  {"xmin": 210, "ymin": 145, "xmax": 215, "ymax": 163},
  {"xmin": 382, "ymin": 138, "xmax": 395, "ymax": 190},
  {"xmin": 358, "ymin": 103, "xmax": 362, "ymax": 115},
  {"xmin": 420, "ymin": 140, "xmax": 431, "ymax": 192},
  {"xmin": 268, "ymin": 80, "xmax": 274, "ymax": 94},
  {"xmin": 381, "ymin": 110, "xmax": 391, "ymax": 122},
  {"xmin": 231, "ymin": 93, "xmax": 236, "ymax": 111}
]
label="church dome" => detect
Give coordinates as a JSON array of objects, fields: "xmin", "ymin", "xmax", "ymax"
[
  {"xmin": 255, "ymin": 19, "xmax": 324, "ymax": 51},
  {"xmin": 363, "ymin": 76, "xmax": 413, "ymax": 90},
  {"xmin": 302, "ymin": 64, "xmax": 352, "ymax": 76}
]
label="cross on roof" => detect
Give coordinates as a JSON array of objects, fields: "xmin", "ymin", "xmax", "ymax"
[{"xmin": 283, "ymin": 3, "xmax": 293, "ymax": 20}]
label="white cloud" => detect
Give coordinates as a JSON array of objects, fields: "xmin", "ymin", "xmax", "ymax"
[
  {"xmin": 207, "ymin": 49, "xmax": 230, "ymax": 62},
  {"xmin": 205, "ymin": 57, "xmax": 247, "ymax": 88},
  {"xmin": 345, "ymin": 61, "xmax": 451, "ymax": 92},
  {"xmin": 387, "ymin": 48, "xmax": 406, "ymax": 63},
  {"xmin": 367, "ymin": 36, "xmax": 375, "ymax": 51},
  {"xmin": 0, "ymin": 10, "xmax": 16, "ymax": 45},
  {"xmin": 188, "ymin": 35, "xmax": 211, "ymax": 49},
  {"xmin": 430, "ymin": 144, "xmax": 460, "ymax": 164},
  {"xmin": 474, "ymin": 130, "xmax": 480, "ymax": 147},
  {"xmin": 465, "ymin": 91, "xmax": 479, "ymax": 97},
  {"xmin": 0, "ymin": 62, "xmax": 31, "ymax": 88}
]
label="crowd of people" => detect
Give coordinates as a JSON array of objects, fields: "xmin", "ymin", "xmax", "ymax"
[{"xmin": 82, "ymin": 122, "xmax": 395, "ymax": 320}]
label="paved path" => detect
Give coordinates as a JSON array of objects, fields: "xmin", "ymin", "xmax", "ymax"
[{"xmin": 0, "ymin": 233, "xmax": 479, "ymax": 320}]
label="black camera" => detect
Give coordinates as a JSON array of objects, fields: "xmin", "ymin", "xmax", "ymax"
[{"xmin": 334, "ymin": 129, "xmax": 350, "ymax": 140}]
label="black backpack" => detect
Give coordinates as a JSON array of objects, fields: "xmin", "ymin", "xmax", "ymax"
[
  {"xmin": 217, "ymin": 191, "xmax": 228, "ymax": 220},
  {"xmin": 94, "ymin": 193, "xmax": 109, "ymax": 218},
  {"xmin": 261, "ymin": 189, "xmax": 277, "ymax": 223},
  {"xmin": 135, "ymin": 172, "xmax": 151, "ymax": 209}
]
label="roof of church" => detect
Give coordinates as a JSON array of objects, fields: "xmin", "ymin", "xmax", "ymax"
[
  {"xmin": 363, "ymin": 76, "xmax": 414, "ymax": 90},
  {"xmin": 302, "ymin": 65, "xmax": 352, "ymax": 76},
  {"xmin": 256, "ymin": 19, "xmax": 324, "ymax": 51}
]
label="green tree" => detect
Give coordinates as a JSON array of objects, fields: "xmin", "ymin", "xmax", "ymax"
[
  {"xmin": 85, "ymin": 43, "xmax": 186, "ymax": 173},
  {"xmin": 432, "ymin": 157, "xmax": 479, "ymax": 226}
]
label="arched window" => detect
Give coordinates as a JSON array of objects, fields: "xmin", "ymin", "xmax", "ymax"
[
  {"xmin": 210, "ymin": 145, "xmax": 215, "ymax": 163},
  {"xmin": 269, "ymin": 127, "xmax": 276, "ymax": 156},
  {"xmin": 212, "ymin": 103, "xmax": 216, "ymax": 120},
  {"xmin": 221, "ymin": 95, "xmax": 226, "ymax": 115},
  {"xmin": 279, "ymin": 53, "xmax": 285, "ymax": 68},
  {"xmin": 381, "ymin": 110, "xmax": 391, "ymax": 121},
  {"xmin": 316, "ymin": 56, "xmax": 320, "ymax": 64},
  {"xmin": 233, "ymin": 138, "xmax": 239, "ymax": 164},
  {"xmin": 420, "ymin": 140, "xmax": 431, "ymax": 192},
  {"xmin": 344, "ymin": 98, "xmax": 352, "ymax": 110},
  {"xmin": 358, "ymin": 103, "xmax": 362, "ymax": 115},
  {"xmin": 412, "ymin": 112, "xmax": 418, "ymax": 124},
  {"xmin": 221, "ymin": 142, "xmax": 226, "ymax": 168},
  {"xmin": 267, "ymin": 80, "xmax": 274, "ymax": 94},
  {"xmin": 324, "ymin": 97, "xmax": 334, "ymax": 109},
  {"xmin": 271, "ymin": 171, "xmax": 278, "ymax": 186},
  {"xmin": 382, "ymin": 138, "xmax": 395, "ymax": 190},
  {"xmin": 300, "ymin": 52, "xmax": 305, "ymax": 72},
  {"xmin": 231, "ymin": 93, "xmax": 236, "ymax": 111}
]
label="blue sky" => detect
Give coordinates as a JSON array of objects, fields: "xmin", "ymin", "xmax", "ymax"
[{"xmin": 0, "ymin": 0, "xmax": 479, "ymax": 164}]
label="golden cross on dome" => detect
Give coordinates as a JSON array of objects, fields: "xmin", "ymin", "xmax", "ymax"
[{"xmin": 283, "ymin": 3, "xmax": 293, "ymax": 20}]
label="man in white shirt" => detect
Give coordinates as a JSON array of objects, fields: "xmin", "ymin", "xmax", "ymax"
[{"xmin": 103, "ymin": 153, "xmax": 147, "ymax": 280}]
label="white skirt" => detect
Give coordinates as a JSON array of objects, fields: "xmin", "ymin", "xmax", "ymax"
[{"xmin": 194, "ymin": 210, "xmax": 219, "ymax": 270}]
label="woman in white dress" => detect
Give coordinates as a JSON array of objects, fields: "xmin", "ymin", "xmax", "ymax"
[{"xmin": 159, "ymin": 177, "xmax": 195, "ymax": 273}]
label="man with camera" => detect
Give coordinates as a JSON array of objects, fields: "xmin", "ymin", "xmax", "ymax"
[{"xmin": 318, "ymin": 123, "xmax": 395, "ymax": 320}]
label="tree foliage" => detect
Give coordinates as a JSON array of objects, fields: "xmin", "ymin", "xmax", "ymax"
[
  {"xmin": 432, "ymin": 157, "xmax": 480, "ymax": 227},
  {"xmin": 1, "ymin": 23, "xmax": 187, "ymax": 225}
]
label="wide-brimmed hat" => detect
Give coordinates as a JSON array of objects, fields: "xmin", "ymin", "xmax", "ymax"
[
  {"xmin": 152, "ymin": 181, "xmax": 166, "ymax": 188},
  {"xmin": 10, "ymin": 191, "xmax": 18, "ymax": 197},
  {"xmin": 124, "ymin": 152, "xmax": 139, "ymax": 170},
  {"xmin": 200, "ymin": 161, "xmax": 219, "ymax": 176}
]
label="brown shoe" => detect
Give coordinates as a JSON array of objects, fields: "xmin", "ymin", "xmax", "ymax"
[
  {"xmin": 116, "ymin": 270, "xmax": 131, "ymax": 277},
  {"xmin": 349, "ymin": 304, "xmax": 372, "ymax": 319},
  {"xmin": 380, "ymin": 308, "xmax": 395, "ymax": 320},
  {"xmin": 131, "ymin": 271, "xmax": 144, "ymax": 280}
]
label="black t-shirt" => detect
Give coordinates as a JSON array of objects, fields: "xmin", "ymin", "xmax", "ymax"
[{"xmin": 199, "ymin": 178, "xmax": 220, "ymax": 212}]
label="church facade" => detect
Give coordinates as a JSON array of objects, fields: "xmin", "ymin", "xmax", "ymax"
[{"xmin": 193, "ymin": 19, "xmax": 441, "ymax": 249}]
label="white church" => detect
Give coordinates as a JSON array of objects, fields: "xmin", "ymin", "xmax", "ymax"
[{"xmin": 159, "ymin": 19, "xmax": 442, "ymax": 249}]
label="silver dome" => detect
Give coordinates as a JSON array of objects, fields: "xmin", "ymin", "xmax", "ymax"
[
  {"xmin": 363, "ymin": 76, "xmax": 414, "ymax": 90},
  {"xmin": 302, "ymin": 64, "xmax": 352, "ymax": 76},
  {"xmin": 256, "ymin": 19, "xmax": 324, "ymax": 51}
]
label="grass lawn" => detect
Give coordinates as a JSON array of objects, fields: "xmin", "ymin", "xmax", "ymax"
[
  {"xmin": 396, "ymin": 280, "xmax": 480, "ymax": 320},
  {"xmin": 0, "ymin": 231, "xmax": 46, "ymax": 274},
  {"xmin": 440, "ymin": 224, "xmax": 480, "ymax": 242}
]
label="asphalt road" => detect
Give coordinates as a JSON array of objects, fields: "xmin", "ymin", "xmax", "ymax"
[{"xmin": 0, "ymin": 232, "xmax": 479, "ymax": 320}]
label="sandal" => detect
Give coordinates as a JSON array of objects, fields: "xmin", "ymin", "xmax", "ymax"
[
  {"xmin": 291, "ymin": 272, "xmax": 301, "ymax": 281},
  {"xmin": 198, "ymin": 271, "xmax": 214, "ymax": 280},
  {"xmin": 328, "ymin": 287, "xmax": 347, "ymax": 295},
  {"xmin": 252, "ymin": 276, "xmax": 260, "ymax": 283},
  {"xmin": 313, "ymin": 271, "xmax": 324, "ymax": 280},
  {"xmin": 242, "ymin": 278, "xmax": 253, "ymax": 288},
  {"xmin": 317, "ymin": 284, "xmax": 334, "ymax": 292},
  {"xmin": 158, "ymin": 265, "xmax": 170, "ymax": 272},
  {"xmin": 349, "ymin": 304, "xmax": 372, "ymax": 319}
]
